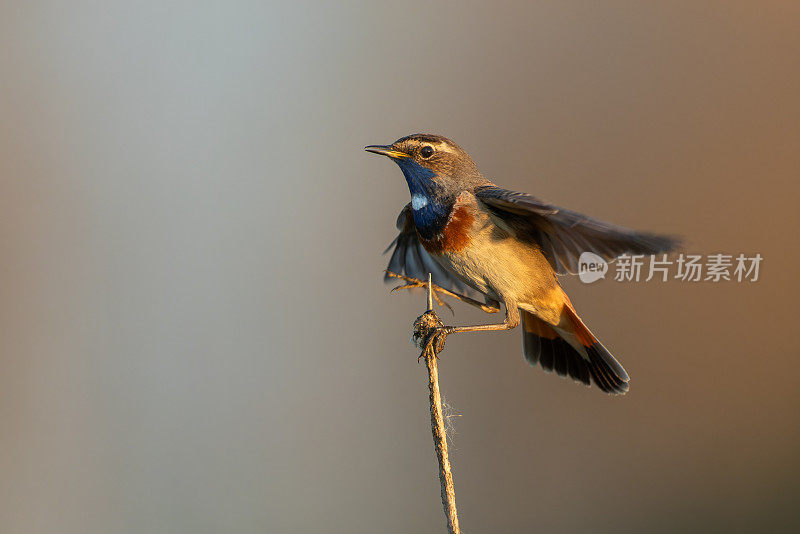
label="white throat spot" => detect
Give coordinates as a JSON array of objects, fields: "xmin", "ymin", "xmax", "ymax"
[{"xmin": 411, "ymin": 194, "xmax": 428, "ymax": 211}]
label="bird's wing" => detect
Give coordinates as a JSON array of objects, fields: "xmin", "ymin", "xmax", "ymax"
[
  {"xmin": 384, "ymin": 204, "xmax": 481, "ymax": 297},
  {"xmin": 474, "ymin": 185, "xmax": 680, "ymax": 274}
]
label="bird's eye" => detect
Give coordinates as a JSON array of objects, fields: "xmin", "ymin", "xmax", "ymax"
[{"xmin": 420, "ymin": 146, "xmax": 434, "ymax": 159}]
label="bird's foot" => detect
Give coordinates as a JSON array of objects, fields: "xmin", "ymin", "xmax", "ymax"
[
  {"xmin": 413, "ymin": 310, "xmax": 451, "ymax": 361},
  {"xmin": 389, "ymin": 273, "xmax": 454, "ymax": 313},
  {"xmin": 387, "ymin": 271, "xmax": 500, "ymax": 314}
]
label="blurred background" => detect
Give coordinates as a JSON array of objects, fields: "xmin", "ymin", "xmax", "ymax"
[{"xmin": 1, "ymin": 2, "xmax": 798, "ymax": 533}]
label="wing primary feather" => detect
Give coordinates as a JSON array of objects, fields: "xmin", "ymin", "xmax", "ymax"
[
  {"xmin": 475, "ymin": 185, "xmax": 679, "ymax": 274},
  {"xmin": 383, "ymin": 204, "xmax": 478, "ymax": 296}
]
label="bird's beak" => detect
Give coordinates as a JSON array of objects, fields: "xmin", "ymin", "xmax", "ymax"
[{"xmin": 364, "ymin": 144, "xmax": 409, "ymax": 159}]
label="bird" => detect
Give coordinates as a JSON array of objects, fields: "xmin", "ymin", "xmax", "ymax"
[{"xmin": 366, "ymin": 133, "xmax": 679, "ymax": 395}]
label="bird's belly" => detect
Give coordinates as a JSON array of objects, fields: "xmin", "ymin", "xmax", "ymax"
[{"xmin": 430, "ymin": 216, "xmax": 561, "ymax": 318}]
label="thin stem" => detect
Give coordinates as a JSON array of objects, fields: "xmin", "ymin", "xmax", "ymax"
[
  {"xmin": 419, "ymin": 274, "xmax": 460, "ymax": 534},
  {"xmin": 427, "ymin": 272, "xmax": 434, "ymax": 312}
]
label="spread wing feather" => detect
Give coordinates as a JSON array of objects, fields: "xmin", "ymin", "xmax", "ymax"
[
  {"xmin": 475, "ymin": 185, "xmax": 680, "ymax": 274},
  {"xmin": 384, "ymin": 204, "xmax": 480, "ymax": 298}
]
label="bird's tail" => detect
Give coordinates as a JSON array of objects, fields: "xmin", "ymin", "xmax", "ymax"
[{"xmin": 521, "ymin": 306, "xmax": 630, "ymax": 395}]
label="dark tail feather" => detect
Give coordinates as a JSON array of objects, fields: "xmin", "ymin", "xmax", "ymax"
[
  {"xmin": 584, "ymin": 343, "xmax": 629, "ymax": 394},
  {"xmin": 562, "ymin": 306, "xmax": 629, "ymax": 394},
  {"xmin": 521, "ymin": 309, "xmax": 629, "ymax": 395}
]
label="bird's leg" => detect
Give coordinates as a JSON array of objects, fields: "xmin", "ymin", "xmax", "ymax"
[
  {"xmin": 442, "ymin": 305, "xmax": 520, "ymax": 335},
  {"xmin": 387, "ymin": 271, "xmax": 500, "ymax": 314},
  {"xmin": 415, "ymin": 306, "xmax": 520, "ymax": 358},
  {"xmin": 390, "ymin": 273, "xmax": 451, "ymax": 312}
]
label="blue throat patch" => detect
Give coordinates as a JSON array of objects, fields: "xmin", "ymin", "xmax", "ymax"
[{"xmin": 395, "ymin": 159, "xmax": 451, "ymax": 239}]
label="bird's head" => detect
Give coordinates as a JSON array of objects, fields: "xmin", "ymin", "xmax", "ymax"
[
  {"xmin": 365, "ymin": 134, "xmax": 485, "ymax": 198},
  {"xmin": 366, "ymin": 134, "xmax": 486, "ymax": 238}
]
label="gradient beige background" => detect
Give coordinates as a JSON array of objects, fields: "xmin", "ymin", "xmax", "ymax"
[{"xmin": 1, "ymin": 2, "xmax": 798, "ymax": 533}]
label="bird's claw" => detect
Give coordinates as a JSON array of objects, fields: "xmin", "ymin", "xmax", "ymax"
[
  {"xmin": 388, "ymin": 273, "xmax": 454, "ymax": 314},
  {"xmin": 413, "ymin": 310, "xmax": 450, "ymax": 361}
]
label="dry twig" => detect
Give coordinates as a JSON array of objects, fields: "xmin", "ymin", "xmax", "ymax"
[{"xmin": 412, "ymin": 273, "xmax": 460, "ymax": 534}]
